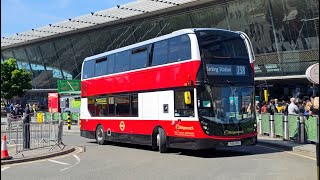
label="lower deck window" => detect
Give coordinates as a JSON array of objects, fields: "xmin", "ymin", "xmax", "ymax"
[
  {"xmin": 87, "ymin": 94, "xmax": 138, "ymax": 117},
  {"xmin": 174, "ymin": 90, "xmax": 194, "ymax": 117}
]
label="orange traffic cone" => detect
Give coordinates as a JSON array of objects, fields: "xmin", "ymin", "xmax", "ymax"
[{"xmin": 1, "ymin": 134, "xmax": 12, "ymax": 160}]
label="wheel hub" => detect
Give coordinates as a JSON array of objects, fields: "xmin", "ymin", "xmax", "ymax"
[
  {"xmin": 97, "ymin": 129, "xmax": 103, "ymax": 141},
  {"xmin": 157, "ymin": 134, "xmax": 160, "ymax": 146}
]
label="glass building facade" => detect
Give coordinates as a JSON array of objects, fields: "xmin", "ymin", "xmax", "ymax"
[{"xmin": 1, "ymin": 0, "xmax": 319, "ymax": 97}]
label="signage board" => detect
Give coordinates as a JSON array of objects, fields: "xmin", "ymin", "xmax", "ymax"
[
  {"xmin": 206, "ymin": 64, "xmax": 247, "ymax": 76},
  {"xmin": 306, "ymin": 63, "xmax": 319, "ymax": 84},
  {"xmin": 57, "ymin": 80, "xmax": 81, "ymax": 93}
]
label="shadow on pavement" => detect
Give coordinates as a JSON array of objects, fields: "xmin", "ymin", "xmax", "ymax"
[{"xmin": 86, "ymin": 140, "xmax": 285, "ymax": 158}]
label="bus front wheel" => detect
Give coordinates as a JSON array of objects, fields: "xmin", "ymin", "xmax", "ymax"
[
  {"xmin": 157, "ymin": 127, "xmax": 168, "ymax": 153},
  {"xmin": 96, "ymin": 125, "xmax": 105, "ymax": 145}
]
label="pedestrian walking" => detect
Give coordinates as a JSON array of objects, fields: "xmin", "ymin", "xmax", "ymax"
[{"xmin": 23, "ymin": 104, "xmax": 31, "ymax": 149}]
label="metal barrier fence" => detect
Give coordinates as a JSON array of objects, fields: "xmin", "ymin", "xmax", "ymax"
[
  {"xmin": 1, "ymin": 116, "xmax": 65, "ymax": 155},
  {"xmin": 257, "ymin": 113, "xmax": 319, "ymax": 143},
  {"xmin": 35, "ymin": 112, "xmax": 80, "ymax": 124}
]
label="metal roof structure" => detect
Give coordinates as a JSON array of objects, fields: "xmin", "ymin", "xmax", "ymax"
[{"xmin": 1, "ymin": 0, "xmax": 198, "ymax": 48}]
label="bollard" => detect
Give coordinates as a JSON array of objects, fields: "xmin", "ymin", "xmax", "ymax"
[
  {"xmin": 283, "ymin": 115, "xmax": 289, "ymax": 141},
  {"xmin": 258, "ymin": 114, "xmax": 262, "ymax": 135},
  {"xmin": 299, "ymin": 115, "xmax": 306, "ymax": 144},
  {"xmin": 316, "ymin": 115, "xmax": 319, "ymax": 179},
  {"xmin": 67, "ymin": 113, "xmax": 71, "ymax": 130},
  {"xmin": 77, "ymin": 113, "xmax": 80, "ymax": 126},
  {"xmin": 269, "ymin": 114, "xmax": 275, "ymax": 138}
]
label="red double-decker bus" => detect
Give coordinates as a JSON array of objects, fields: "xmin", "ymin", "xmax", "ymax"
[{"xmin": 80, "ymin": 28, "xmax": 257, "ymax": 153}]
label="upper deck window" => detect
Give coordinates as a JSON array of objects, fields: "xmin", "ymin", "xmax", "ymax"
[
  {"xmin": 107, "ymin": 54, "xmax": 115, "ymax": 74},
  {"xmin": 168, "ymin": 35, "xmax": 191, "ymax": 63},
  {"xmin": 114, "ymin": 50, "xmax": 130, "ymax": 73},
  {"xmin": 82, "ymin": 60, "xmax": 95, "ymax": 79},
  {"xmin": 95, "ymin": 58, "xmax": 108, "ymax": 76},
  {"xmin": 131, "ymin": 46, "xmax": 149, "ymax": 70},
  {"xmin": 152, "ymin": 40, "xmax": 168, "ymax": 66},
  {"xmin": 196, "ymin": 30, "xmax": 248, "ymax": 60},
  {"xmin": 152, "ymin": 35, "xmax": 191, "ymax": 66}
]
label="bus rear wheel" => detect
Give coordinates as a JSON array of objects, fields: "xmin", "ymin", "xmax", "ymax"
[
  {"xmin": 96, "ymin": 125, "xmax": 105, "ymax": 145},
  {"xmin": 157, "ymin": 127, "xmax": 168, "ymax": 153}
]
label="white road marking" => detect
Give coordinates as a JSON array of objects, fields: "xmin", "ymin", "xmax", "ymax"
[
  {"xmin": 60, "ymin": 154, "xmax": 81, "ymax": 171},
  {"xmin": 1, "ymin": 167, "xmax": 10, "ymax": 172},
  {"xmin": 48, "ymin": 159, "xmax": 70, "ymax": 165},
  {"xmin": 256, "ymin": 145, "xmax": 316, "ymax": 161},
  {"xmin": 1, "ymin": 146, "xmax": 83, "ymax": 167},
  {"xmin": 73, "ymin": 154, "xmax": 80, "ymax": 162}
]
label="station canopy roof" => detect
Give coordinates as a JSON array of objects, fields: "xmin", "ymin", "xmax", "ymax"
[{"xmin": 1, "ymin": 0, "xmax": 197, "ymax": 48}]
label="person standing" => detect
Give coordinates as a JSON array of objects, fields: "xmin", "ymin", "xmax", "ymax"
[
  {"xmin": 255, "ymin": 101, "xmax": 260, "ymax": 114},
  {"xmin": 288, "ymin": 98, "xmax": 299, "ymax": 114},
  {"xmin": 23, "ymin": 104, "xmax": 31, "ymax": 149},
  {"xmin": 8, "ymin": 102, "xmax": 14, "ymax": 114},
  {"xmin": 267, "ymin": 100, "xmax": 276, "ymax": 115},
  {"xmin": 310, "ymin": 97, "xmax": 319, "ymax": 116}
]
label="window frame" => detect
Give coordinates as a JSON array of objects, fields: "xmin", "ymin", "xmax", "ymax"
[{"xmin": 174, "ymin": 89, "xmax": 195, "ymax": 117}]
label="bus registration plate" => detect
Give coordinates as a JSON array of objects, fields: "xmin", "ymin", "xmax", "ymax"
[{"xmin": 228, "ymin": 141, "xmax": 241, "ymax": 146}]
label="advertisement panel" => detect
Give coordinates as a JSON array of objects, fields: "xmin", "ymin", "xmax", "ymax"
[{"xmin": 48, "ymin": 93, "xmax": 60, "ymax": 113}]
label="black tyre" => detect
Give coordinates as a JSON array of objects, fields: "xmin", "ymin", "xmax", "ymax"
[
  {"xmin": 158, "ymin": 127, "xmax": 168, "ymax": 153},
  {"xmin": 96, "ymin": 125, "xmax": 105, "ymax": 145},
  {"xmin": 151, "ymin": 130, "xmax": 158, "ymax": 151}
]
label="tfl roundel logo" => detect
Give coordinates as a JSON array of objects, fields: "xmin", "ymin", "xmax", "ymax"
[{"xmin": 119, "ymin": 121, "xmax": 125, "ymax": 131}]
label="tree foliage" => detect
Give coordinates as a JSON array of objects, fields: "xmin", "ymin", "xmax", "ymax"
[{"xmin": 1, "ymin": 58, "xmax": 32, "ymax": 104}]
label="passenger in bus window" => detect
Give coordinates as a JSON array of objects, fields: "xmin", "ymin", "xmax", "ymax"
[{"xmin": 214, "ymin": 100, "xmax": 225, "ymax": 118}]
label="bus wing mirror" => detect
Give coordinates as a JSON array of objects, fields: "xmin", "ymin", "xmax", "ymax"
[{"xmin": 184, "ymin": 91, "xmax": 191, "ymax": 105}]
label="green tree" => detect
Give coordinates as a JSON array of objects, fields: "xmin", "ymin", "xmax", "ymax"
[{"xmin": 1, "ymin": 58, "xmax": 32, "ymax": 105}]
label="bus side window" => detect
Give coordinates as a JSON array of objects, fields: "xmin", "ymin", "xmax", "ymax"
[
  {"xmin": 114, "ymin": 51, "xmax": 130, "ymax": 73},
  {"xmin": 115, "ymin": 96, "xmax": 130, "ymax": 116},
  {"xmin": 131, "ymin": 46, "xmax": 148, "ymax": 70},
  {"xmin": 82, "ymin": 60, "xmax": 95, "ymax": 79},
  {"xmin": 131, "ymin": 94, "xmax": 138, "ymax": 117},
  {"xmin": 108, "ymin": 96, "xmax": 115, "ymax": 116},
  {"xmin": 95, "ymin": 58, "xmax": 108, "ymax": 77},
  {"xmin": 168, "ymin": 35, "xmax": 191, "ymax": 63},
  {"xmin": 107, "ymin": 54, "xmax": 115, "ymax": 74},
  {"xmin": 179, "ymin": 35, "xmax": 191, "ymax": 60},
  {"xmin": 174, "ymin": 90, "xmax": 194, "ymax": 117},
  {"xmin": 152, "ymin": 40, "xmax": 168, "ymax": 66},
  {"xmin": 88, "ymin": 97, "xmax": 96, "ymax": 116}
]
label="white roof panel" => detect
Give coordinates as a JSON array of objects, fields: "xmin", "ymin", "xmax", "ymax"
[
  {"xmin": 122, "ymin": 1, "xmax": 174, "ymax": 12},
  {"xmin": 2, "ymin": 0, "xmax": 200, "ymax": 48},
  {"xmin": 72, "ymin": 14, "xmax": 113, "ymax": 24}
]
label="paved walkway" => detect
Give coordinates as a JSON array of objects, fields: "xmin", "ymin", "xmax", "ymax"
[
  {"xmin": 2, "ymin": 145, "xmax": 75, "ymax": 165},
  {"xmin": 2, "ymin": 119, "xmax": 316, "ymax": 164},
  {"xmin": 1, "ymin": 119, "xmax": 79, "ymax": 165},
  {"xmin": 257, "ymin": 135, "xmax": 316, "ymax": 158}
]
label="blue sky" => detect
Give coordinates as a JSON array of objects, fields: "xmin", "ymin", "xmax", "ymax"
[{"xmin": 1, "ymin": 0, "xmax": 135, "ymax": 37}]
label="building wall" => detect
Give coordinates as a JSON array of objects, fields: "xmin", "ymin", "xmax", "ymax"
[{"xmin": 1, "ymin": 0, "xmax": 319, "ymax": 89}]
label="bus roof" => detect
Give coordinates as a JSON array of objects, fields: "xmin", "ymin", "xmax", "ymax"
[{"xmin": 83, "ymin": 28, "xmax": 240, "ymax": 62}]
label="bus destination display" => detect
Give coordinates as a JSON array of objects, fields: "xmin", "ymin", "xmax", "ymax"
[{"xmin": 206, "ymin": 64, "xmax": 247, "ymax": 76}]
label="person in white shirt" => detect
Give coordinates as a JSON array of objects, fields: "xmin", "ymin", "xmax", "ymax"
[{"xmin": 288, "ymin": 97, "xmax": 299, "ymax": 114}]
